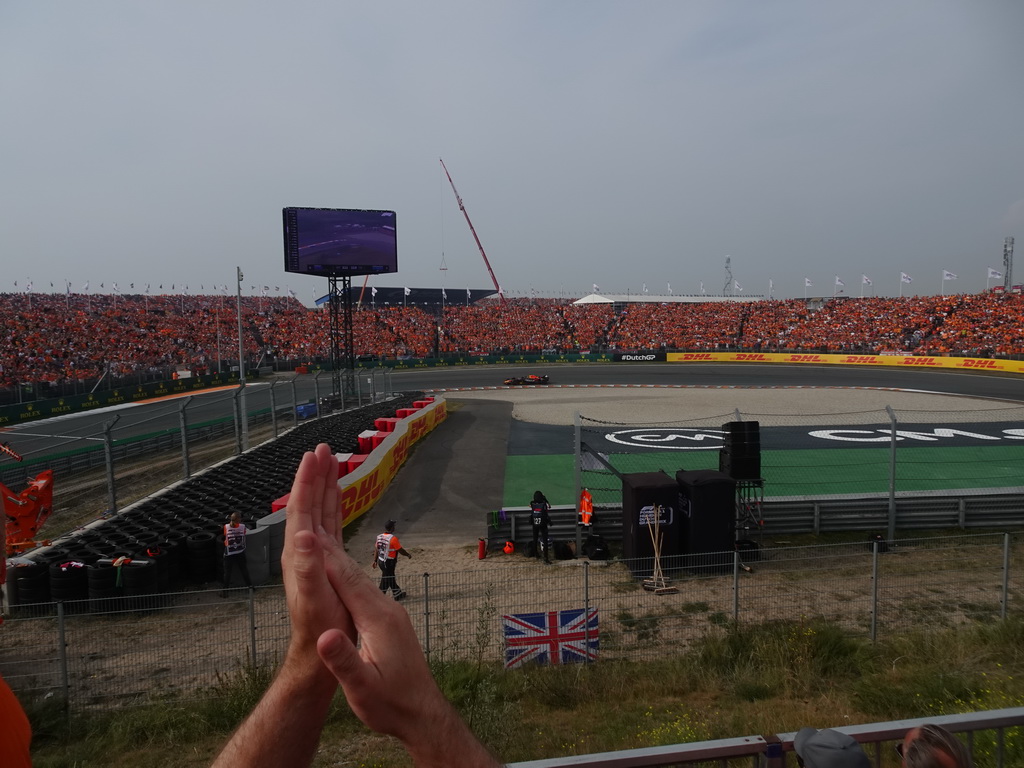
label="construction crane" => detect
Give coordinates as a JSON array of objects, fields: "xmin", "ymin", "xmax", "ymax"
[{"xmin": 439, "ymin": 158, "xmax": 505, "ymax": 304}]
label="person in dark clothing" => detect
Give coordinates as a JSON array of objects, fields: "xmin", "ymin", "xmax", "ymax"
[
  {"xmin": 529, "ymin": 490, "xmax": 551, "ymax": 563},
  {"xmin": 222, "ymin": 512, "xmax": 252, "ymax": 595}
]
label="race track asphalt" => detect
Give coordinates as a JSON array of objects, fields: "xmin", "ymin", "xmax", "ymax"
[{"xmin": 343, "ymin": 398, "xmax": 513, "ymax": 555}]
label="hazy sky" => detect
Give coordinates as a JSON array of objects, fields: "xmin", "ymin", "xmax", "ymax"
[{"xmin": 3, "ymin": 1, "xmax": 1023, "ymax": 302}]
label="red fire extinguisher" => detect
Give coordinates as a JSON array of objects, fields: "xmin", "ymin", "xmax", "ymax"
[{"xmin": 478, "ymin": 538, "xmax": 487, "ymax": 560}]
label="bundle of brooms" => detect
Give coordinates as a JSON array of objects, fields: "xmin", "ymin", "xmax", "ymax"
[{"xmin": 642, "ymin": 504, "xmax": 678, "ymax": 595}]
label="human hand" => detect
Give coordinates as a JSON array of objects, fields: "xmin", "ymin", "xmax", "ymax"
[
  {"xmin": 314, "ymin": 530, "xmax": 500, "ymax": 767},
  {"xmin": 281, "ymin": 443, "xmax": 354, "ymax": 681}
]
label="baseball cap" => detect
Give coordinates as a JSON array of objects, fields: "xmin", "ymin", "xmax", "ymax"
[
  {"xmin": 794, "ymin": 728, "xmax": 871, "ymax": 768},
  {"xmin": 384, "ymin": 519, "xmax": 396, "ymax": 532}
]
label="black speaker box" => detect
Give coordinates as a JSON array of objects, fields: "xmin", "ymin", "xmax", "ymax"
[
  {"xmin": 621, "ymin": 471, "xmax": 681, "ymax": 577},
  {"xmin": 675, "ymin": 469, "xmax": 736, "ymax": 572},
  {"xmin": 723, "ymin": 421, "xmax": 760, "ymax": 453},
  {"xmin": 719, "ymin": 449, "xmax": 761, "ymax": 480}
]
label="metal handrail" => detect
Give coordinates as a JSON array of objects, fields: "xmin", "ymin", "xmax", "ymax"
[{"xmin": 507, "ymin": 707, "xmax": 1024, "ymax": 767}]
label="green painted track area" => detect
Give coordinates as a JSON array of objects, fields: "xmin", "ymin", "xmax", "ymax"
[{"xmin": 503, "ymin": 445, "xmax": 1024, "ymax": 507}]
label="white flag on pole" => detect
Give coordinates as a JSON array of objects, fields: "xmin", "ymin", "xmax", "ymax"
[
  {"xmin": 942, "ymin": 270, "xmax": 958, "ymax": 281},
  {"xmin": 667, "ymin": 283, "xmax": 672, "ymax": 294},
  {"xmin": 834, "ymin": 276, "xmax": 844, "ymax": 288},
  {"xmin": 371, "ymin": 287, "xmax": 378, "ymax": 297},
  {"xmin": 441, "ymin": 288, "xmax": 447, "ymax": 300},
  {"xmin": 699, "ymin": 281, "xmax": 705, "ymax": 294},
  {"xmin": 592, "ymin": 284, "xmax": 599, "ymax": 293},
  {"xmin": 733, "ymin": 280, "xmax": 742, "ymax": 292},
  {"xmin": 403, "ymin": 287, "xmax": 411, "ymax": 296},
  {"xmin": 642, "ymin": 283, "xmax": 648, "ymax": 293},
  {"xmin": 988, "ymin": 267, "xmax": 1002, "ymax": 279},
  {"xmin": 862, "ymin": 275, "xmax": 872, "ymax": 286},
  {"xmin": 804, "ymin": 277, "xmax": 813, "ymax": 288},
  {"xmin": 901, "ymin": 272, "xmax": 913, "ymax": 284}
]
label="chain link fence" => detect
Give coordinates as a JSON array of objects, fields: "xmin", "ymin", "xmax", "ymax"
[
  {"xmin": 1, "ymin": 371, "xmax": 393, "ymax": 545},
  {"xmin": 2, "ymin": 532, "xmax": 1021, "ymax": 712}
]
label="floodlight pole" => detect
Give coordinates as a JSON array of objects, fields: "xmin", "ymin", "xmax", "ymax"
[{"xmin": 237, "ymin": 266, "xmax": 249, "ymax": 451}]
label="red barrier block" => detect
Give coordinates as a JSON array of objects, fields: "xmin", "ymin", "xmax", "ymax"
[
  {"xmin": 413, "ymin": 398, "xmax": 434, "ymax": 407},
  {"xmin": 334, "ymin": 452, "xmax": 353, "ymax": 477},
  {"xmin": 357, "ymin": 430, "xmax": 378, "ymax": 453},
  {"xmin": 371, "ymin": 432, "xmax": 388, "ymax": 449},
  {"xmin": 347, "ymin": 454, "xmax": 368, "ymax": 472},
  {"xmin": 272, "ymin": 493, "xmax": 290, "ymax": 513},
  {"xmin": 395, "ymin": 408, "xmax": 418, "ymax": 418},
  {"xmin": 374, "ymin": 417, "xmax": 402, "ymax": 432}
]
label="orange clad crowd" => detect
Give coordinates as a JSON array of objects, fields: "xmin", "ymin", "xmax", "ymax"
[{"xmin": 2, "ymin": 291, "xmax": 1023, "ymax": 388}]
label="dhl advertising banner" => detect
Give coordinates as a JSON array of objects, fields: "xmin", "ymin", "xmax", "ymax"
[
  {"xmin": 665, "ymin": 351, "xmax": 1024, "ymax": 373},
  {"xmin": 338, "ymin": 398, "xmax": 448, "ymax": 526}
]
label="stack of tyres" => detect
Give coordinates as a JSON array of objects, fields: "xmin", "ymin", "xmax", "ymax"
[
  {"xmin": 186, "ymin": 531, "xmax": 218, "ymax": 584},
  {"xmin": 11, "ymin": 561, "xmax": 49, "ymax": 613},
  {"xmin": 87, "ymin": 563, "xmax": 121, "ymax": 613},
  {"xmin": 138, "ymin": 547, "xmax": 172, "ymax": 593},
  {"xmin": 48, "ymin": 561, "xmax": 89, "ymax": 613},
  {"xmin": 161, "ymin": 529, "xmax": 190, "ymax": 586},
  {"xmin": 121, "ymin": 560, "xmax": 160, "ymax": 612}
]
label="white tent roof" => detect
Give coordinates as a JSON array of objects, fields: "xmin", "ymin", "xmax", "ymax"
[{"xmin": 571, "ymin": 293, "xmax": 758, "ymax": 305}]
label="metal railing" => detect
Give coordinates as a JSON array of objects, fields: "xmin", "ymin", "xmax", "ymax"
[{"xmin": 506, "ymin": 708, "xmax": 1024, "ymax": 767}]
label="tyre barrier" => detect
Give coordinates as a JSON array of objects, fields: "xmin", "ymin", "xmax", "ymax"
[
  {"xmin": 9, "ymin": 394, "xmax": 427, "ymax": 606},
  {"xmin": 13, "ymin": 561, "xmax": 50, "ymax": 610},
  {"xmin": 120, "ymin": 560, "xmax": 161, "ymax": 611},
  {"xmin": 49, "ymin": 561, "xmax": 89, "ymax": 611},
  {"xmin": 185, "ymin": 531, "xmax": 218, "ymax": 583}
]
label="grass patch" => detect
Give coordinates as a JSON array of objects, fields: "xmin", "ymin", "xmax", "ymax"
[{"xmin": 26, "ymin": 617, "xmax": 1024, "ymax": 766}]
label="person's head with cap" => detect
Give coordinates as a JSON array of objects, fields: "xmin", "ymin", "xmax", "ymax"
[
  {"xmin": 794, "ymin": 727, "xmax": 871, "ymax": 768},
  {"xmin": 898, "ymin": 724, "xmax": 973, "ymax": 768},
  {"xmin": 384, "ymin": 519, "xmax": 396, "ymax": 533}
]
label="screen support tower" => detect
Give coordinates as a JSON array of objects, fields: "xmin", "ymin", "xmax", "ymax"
[
  {"xmin": 328, "ymin": 276, "xmax": 356, "ymax": 400},
  {"xmin": 1004, "ymin": 237, "xmax": 1015, "ymax": 291},
  {"xmin": 722, "ymin": 255, "xmax": 733, "ymax": 295}
]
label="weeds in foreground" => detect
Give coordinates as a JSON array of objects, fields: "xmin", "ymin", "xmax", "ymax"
[{"xmin": 26, "ymin": 617, "xmax": 1024, "ymax": 767}]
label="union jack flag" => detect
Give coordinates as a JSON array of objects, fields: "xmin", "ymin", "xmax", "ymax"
[{"xmin": 502, "ymin": 608, "xmax": 599, "ymax": 669}]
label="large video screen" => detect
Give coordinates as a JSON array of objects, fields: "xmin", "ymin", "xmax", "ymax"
[{"xmin": 283, "ymin": 207, "xmax": 397, "ymax": 277}]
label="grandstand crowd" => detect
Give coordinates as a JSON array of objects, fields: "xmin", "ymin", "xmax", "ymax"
[{"xmin": 2, "ymin": 291, "xmax": 1023, "ymax": 390}]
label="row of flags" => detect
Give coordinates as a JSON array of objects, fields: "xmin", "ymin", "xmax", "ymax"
[
  {"xmin": 8, "ymin": 281, "xmax": 301, "ymax": 298},
  {"xmin": 7, "ymin": 268, "xmax": 1011, "ymax": 299},
  {"xmin": 378, "ymin": 287, "xmax": 475, "ymax": 300},
  {"xmin": 802, "ymin": 274, "xmax": 970, "ymax": 290},
  {"xmin": 587, "ymin": 268, "xmax": 1002, "ymax": 296}
]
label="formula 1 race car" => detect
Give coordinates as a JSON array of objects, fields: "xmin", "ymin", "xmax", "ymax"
[{"xmin": 503, "ymin": 374, "xmax": 550, "ymax": 386}]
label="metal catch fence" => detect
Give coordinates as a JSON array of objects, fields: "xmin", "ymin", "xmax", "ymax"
[{"xmin": 1, "ymin": 532, "xmax": 1021, "ymax": 712}]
